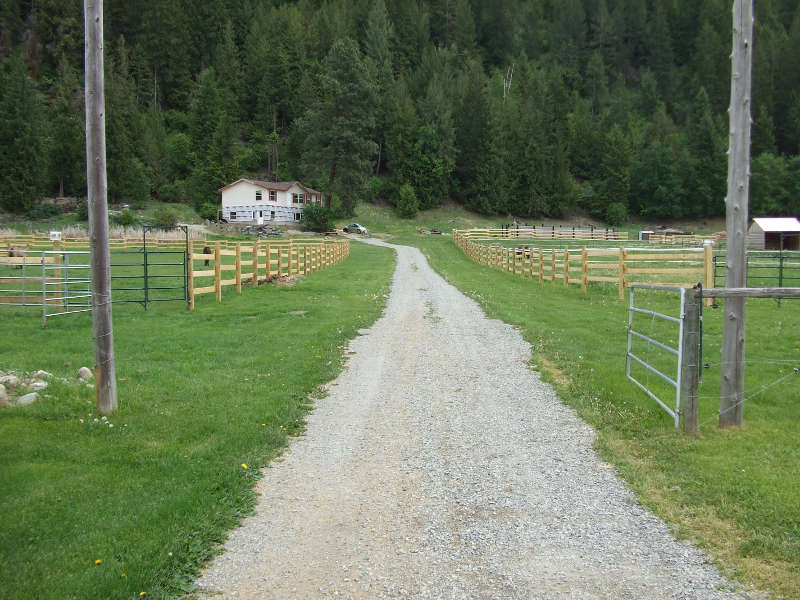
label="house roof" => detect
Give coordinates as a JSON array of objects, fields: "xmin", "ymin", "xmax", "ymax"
[
  {"xmin": 751, "ymin": 217, "xmax": 800, "ymax": 232},
  {"xmin": 219, "ymin": 179, "xmax": 322, "ymax": 195}
]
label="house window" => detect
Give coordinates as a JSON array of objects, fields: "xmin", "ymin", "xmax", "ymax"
[
  {"xmin": 292, "ymin": 193, "xmax": 305, "ymax": 204},
  {"xmin": 269, "ymin": 190, "xmax": 276, "ymax": 202},
  {"xmin": 294, "ymin": 212, "xmax": 301, "ymax": 221},
  {"xmin": 270, "ymin": 211, "xmax": 275, "ymax": 219},
  {"xmin": 255, "ymin": 190, "xmax": 262, "ymax": 202},
  {"xmin": 230, "ymin": 212, "xmax": 237, "ymax": 220}
]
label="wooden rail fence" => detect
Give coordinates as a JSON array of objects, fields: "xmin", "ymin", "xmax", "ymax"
[
  {"xmin": 455, "ymin": 227, "xmax": 629, "ymax": 241},
  {"xmin": 187, "ymin": 239, "xmax": 349, "ymax": 309},
  {"xmin": 1, "ymin": 236, "xmax": 350, "ymax": 311},
  {"xmin": 453, "ymin": 230, "xmax": 713, "ymax": 299}
]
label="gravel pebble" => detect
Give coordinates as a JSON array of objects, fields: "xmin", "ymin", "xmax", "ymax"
[{"xmin": 195, "ymin": 241, "xmax": 756, "ymax": 599}]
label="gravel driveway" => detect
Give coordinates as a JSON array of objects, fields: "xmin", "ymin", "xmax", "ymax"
[{"xmin": 196, "ymin": 240, "xmax": 753, "ymax": 599}]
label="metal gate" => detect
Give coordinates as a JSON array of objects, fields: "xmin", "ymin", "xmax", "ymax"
[
  {"xmin": 626, "ymin": 285, "xmax": 688, "ymax": 427},
  {"xmin": 1, "ymin": 245, "xmax": 188, "ymax": 326}
]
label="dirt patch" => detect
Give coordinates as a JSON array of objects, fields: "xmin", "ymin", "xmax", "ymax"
[
  {"xmin": 265, "ymin": 274, "xmax": 302, "ymax": 287},
  {"xmin": 536, "ymin": 355, "xmax": 571, "ymax": 388}
]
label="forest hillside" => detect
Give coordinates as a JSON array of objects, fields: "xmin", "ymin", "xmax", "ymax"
[{"xmin": 1, "ymin": 0, "xmax": 799, "ymax": 223}]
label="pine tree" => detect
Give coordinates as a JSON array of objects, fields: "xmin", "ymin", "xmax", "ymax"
[
  {"xmin": 214, "ymin": 20, "xmax": 244, "ymax": 122},
  {"xmin": 453, "ymin": 59, "xmax": 489, "ymax": 203},
  {"xmin": 49, "ymin": 54, "xmax": 85, "ymax": 197},
  {"xmin": 384, "ymin": 75, "xmax": 420, "ymax": 196},
  {"xmin": 298, "ymin": 38, "xmax": 378, "ymax": 215},
  {"xmin": 452, "ymin": 0, "xmax": 478, "ymax": 57},
  {"xmin": 0, "ymin": 53, "xmax": 47, "ymax": 212}
]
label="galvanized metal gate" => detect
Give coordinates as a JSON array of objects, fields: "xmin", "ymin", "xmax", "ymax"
[
  {"xmin": 1, "ymin": 246, "xmax": 188, "ymax": 326},
  {"xmin": 626, "ymin": 285, "xmax": 688, "ymax": 427}
]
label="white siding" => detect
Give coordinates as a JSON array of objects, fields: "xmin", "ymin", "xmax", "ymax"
[{"xmin": 220, "ymin": 181, "xmax": 312, "ymax": 223}]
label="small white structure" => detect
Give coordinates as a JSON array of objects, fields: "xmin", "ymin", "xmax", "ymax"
[
  {"xmin": 746, "ymin": 217, "xmax": 800, "ymax": 250},
  {"xmin": 219, "ymin": 179, "xmax": 323, "ymax": 224}
]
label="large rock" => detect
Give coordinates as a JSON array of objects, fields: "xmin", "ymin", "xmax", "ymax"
[
  {"xmin": 17, "ymin": 392, "xmax": 38, "ymax": 406},
  {"xmin": 77, "ymin": 367, "xmax": 93, "ymax": 381},
  {"xmin": 0, "ymin": 384, "xmax": 9, "ymax": 406},
  {"xmin": 33, "ymin": 370, "xmax": 53, "ymax": 379},
  {"xmin": 28, "ymin": 380, "xmax": 48, "ymax": 391},
  {"xmin": 0, "ymin": 375, "xmax": 20, "ymax": 388}
]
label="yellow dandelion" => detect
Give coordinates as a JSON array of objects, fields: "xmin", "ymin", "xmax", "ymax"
[
  {"xmin": 261, "ymin": 423, "xmax": 266, "ymax": 427},
  {"xmin": 121, "ymin": 573, "xmax": 126, "ymax": 578},
  {"xmin": 241, "ymin": 463, "xmax": 248, "ymax": 469},
  {"xmin": 140, "ymin": 593, "xmax": 147, "ymax": 597},
  {"xmin": 95, "ymin": 559, "xmax": 102, "ymax": 565}
]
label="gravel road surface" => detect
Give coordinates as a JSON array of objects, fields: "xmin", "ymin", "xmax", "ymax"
[{"xmin": 196, "ymin": 240, "xmax": 752, "ymax": 599}]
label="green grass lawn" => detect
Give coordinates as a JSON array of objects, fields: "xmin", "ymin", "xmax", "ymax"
[
  {"xmin": 396, "ymin": 231, "xmax": 799, "ymax": 598},
  {"xmin": 0, "ymin": 241, "xmax": 395, "ymax": 599}
]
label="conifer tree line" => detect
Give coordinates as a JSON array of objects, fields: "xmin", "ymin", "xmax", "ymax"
[{"xmin": 1, "ymin": 0, "xmax": 799, "ymax": 222}]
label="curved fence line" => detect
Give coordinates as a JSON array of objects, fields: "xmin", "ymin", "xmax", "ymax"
[{"xmin": 452, "ymin": 230, "xmax": 714, "ymax": 300}]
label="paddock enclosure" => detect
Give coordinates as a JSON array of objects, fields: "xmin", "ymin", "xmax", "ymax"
[{"xmin": 0, "ymin": 234, "xmax": 350, "ymax": 320}]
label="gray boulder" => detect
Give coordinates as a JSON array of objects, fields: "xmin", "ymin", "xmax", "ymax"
[
  {"xmin": 0, "ymin": 374, "xmax": 20, "ymax": 388},
  {"xmin": 17, "ymin": 392, "xmax": 38, "ymax": 406},
  {"xmin": 77, "ymin": 367, "xmax": 93, "ymax": 381}
]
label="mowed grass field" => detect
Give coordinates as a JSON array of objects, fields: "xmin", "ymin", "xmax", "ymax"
[
  {"xmin": 0, "ymin": 241, "xmax": 395, "ymax": 599},
  {"xmin": 393, "ymin": 232, "xmax": 799, "ymax": 598}
]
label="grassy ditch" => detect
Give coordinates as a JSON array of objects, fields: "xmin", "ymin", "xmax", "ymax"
[
  {"xmin": 401, "ymin": 233, "xmax": 800, "ymax": 598},
  {"xmin": 0, "ymin": 241, "xmax": 395, "ymax": 599}
]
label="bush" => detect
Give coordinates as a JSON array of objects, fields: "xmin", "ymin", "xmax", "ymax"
[
  {"xmin": 198, "ymin": 202, "xmax": 218, "ymax": 221},
  {"xmin": 75, "ymin": 198, "xmax": 88, "ymax": 221},
  {"xmin": 364, "ymin": 176, "xmax": 385, "ymax": 203},
  {"xmin": 605, "ymin": 202, "xmax": 628, "ymax": 227},
  {"xmin": 302, "ymin": 203, "xmax": 334, "ymax": 232},
  {"xmin": 157, "ymin": 181, "xmax": 186, "ymax": 204},
  {"xmin": 114, "ymin": 209, "xmax": 138, "ymax": 227},
  {"xmin": 395, "ymin": 183, "xmax": 419, "ymax": 219},
  {"xmin": 152, "ymin": 205, "xmax": 179, "ymax": 229},
  {"xmin": 27, "ymin": 202, "xmax": 63, "ymax": 219}
]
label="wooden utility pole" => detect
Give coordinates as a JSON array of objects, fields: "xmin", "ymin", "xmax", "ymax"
[
  {"xmin": 84, "ymin": 0, "xmax": 118, "ymax": 414},
  {"xmin": 720, "ymin": 0, "xmax": 753, "ymax": 427}
]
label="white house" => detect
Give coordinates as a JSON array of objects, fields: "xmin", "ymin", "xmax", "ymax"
[
  {"xmin": 746, "ymin": 217, "xmax": 800, "ymax": 250},
  {"xmin": 219, "ymin": 179, "xmax": 323, "ymax": 224}
]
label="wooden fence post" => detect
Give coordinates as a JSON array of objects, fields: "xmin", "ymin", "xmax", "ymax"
[
  {"xmin": 539, "ymin": 249, "xmax": 544, "ymax": 282},
  {"xmin": 681, "ymin": 287, "xmax": 701, "ymax": 435},
  {"xmin": 252, "ymin": 240, "xmax": 259, "ymax": 285},
  {"xmin": 187, "ymin": 240, "xmax": 195, "ymax": 310},
  {"xmin": 564, "ymin": 246, "xmax": 570, "ymax": 287},
  {"xmin": 214, "ymin": 241, "xmax": 221, "ymax": 302},
  {"xmin": 619, "ymin": 246, "xmax": 626, "ymax": 300},
  {"xmin": 703, "ymin": 240, "xmax": 714, "ymax": 307},
  {"xmin": 551, "ymin": 249, "xmax": 556, "ymax": 283},
  {"xmin": 235, "ymin": 242, "xmax": 242, "ymax": 293},
  {"xmin": 582, "ymin": 246, "xmax": 588, "ymax": 294}
]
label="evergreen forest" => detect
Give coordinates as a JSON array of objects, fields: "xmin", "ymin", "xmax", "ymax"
[{"xmin": 1, "ymin": 0, "xmax": 800, "ymax": 223}]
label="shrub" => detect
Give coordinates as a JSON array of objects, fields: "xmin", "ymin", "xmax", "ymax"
[
  {"xmin": 152, "ymin": 205, "xmax": 179, "ymax": 229},
  {"xmin": 364, "ymin": 176, "xmax": 385, "ymax": 203},
  {"xmin": 75, "ymin": 199, "xmax": 88, "ymax": 221},
  {"xmin": 157, "ymin": 181, "xmax": 186, "ymax": 204},
  {"xmin": 27, "ymin": 202, "xmax": 63, "ymax": 219},
  {"xmin": 302, "ymin": 203, "xmax": 334, "ymax": 232},
  {"xmin": 605, "ymin": 202, "xmax": 628, "ymax": 227},
  {"xmin": 395, "ymin": 183, "xmax": 419, "ymax": 219},
  {"xmin": 198, "ymin": 202, "xmax": 218, "ymax": 221},
  {"xmin": 114, "ymin": 209, "xmax": 138, "ymax": 227}
]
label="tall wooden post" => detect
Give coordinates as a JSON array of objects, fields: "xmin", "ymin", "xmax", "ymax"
[
  {"xmin": 84, "ymin": 0, "xmax": 117, "ymax": 414},
  {"xmin": 235, "ymin": 242, "xmax": 242, "ymax": 293},
  {"xmin": 681, "ymin": 287, "xmax": 701, "ymax": 436},
  {"xmin": 720, "ymin": 0, "xmax": 753, "ymax": 428},
  {"xmin": 214, "ymin": 241, "xmax": 221, "ymax": 302}
]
